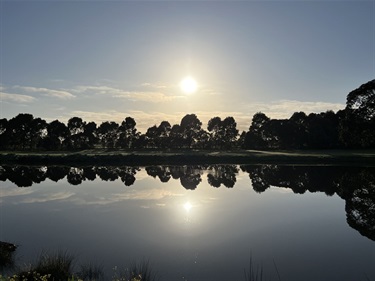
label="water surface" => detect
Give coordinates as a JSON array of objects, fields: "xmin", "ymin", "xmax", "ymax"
[{"xmin": 1, "ymin": 165, "xmax": 374, "ymax": 281}]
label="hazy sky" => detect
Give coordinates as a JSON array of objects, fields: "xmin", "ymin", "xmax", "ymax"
[{"xmin": 1, "ymin": 1, "xmax": 374, "ymax": 132}]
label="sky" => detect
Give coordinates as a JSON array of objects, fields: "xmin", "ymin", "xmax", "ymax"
[{"xmin": 1, "ymin": 0, "xmax": 374, "ymax": 133}]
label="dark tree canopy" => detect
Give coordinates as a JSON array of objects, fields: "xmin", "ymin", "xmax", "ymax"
[
  {"xmin": 346, "ymin": 79, "xmax": 375, "ymax": 121},
  {"xmin": 1, "ymin": 79, "xmax": 374, "ymax": 151}
]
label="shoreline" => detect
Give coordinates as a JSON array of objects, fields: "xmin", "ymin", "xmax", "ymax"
[{"xmin": 1, "ymin": 149, "xmax": 374, "ymax": 166}]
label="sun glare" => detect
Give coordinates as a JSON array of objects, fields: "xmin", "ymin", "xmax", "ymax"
[
  {"xmin": 183, "ymin": 202, "xmax": 193, "ymax": 212},
  {"xmin": 180, "ymin": 76, "xmax": 198, "ymax": 94}
]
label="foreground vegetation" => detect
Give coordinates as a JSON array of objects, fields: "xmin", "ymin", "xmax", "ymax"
[
  {"xmin": 0, "ymin": 79, "xmax": 374, "ymax": 152},
  {"xmin": 0, "ymin": 248, "xmax": 157, "ymax": 281},
  {"xmin": 0, "ymin": 248, "xmax": 271, "ymax": 281}
]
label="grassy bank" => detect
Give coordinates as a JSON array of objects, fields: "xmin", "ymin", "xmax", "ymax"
[
  {"xmin": 0, "ymin": 149, "xmax": 374, "ymax": 166},
  {"xmin": 0, "ymin": 248, "xmax": 271, "ymax": 281}
]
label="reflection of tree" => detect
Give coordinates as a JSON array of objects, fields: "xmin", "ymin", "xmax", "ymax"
[
  {"xmin": 146, "ymin": 165, "xmax": 205, "ymax": 190},
  {"xmin": 95, "ymin": 166, "xmax": 139, "ymax": 186},
  {"xmin": 240, "ymin": 165, "xmax": 341, "ymax": 195},
  {"xmin": 83, "ymin": 167, "xmax": 96, "ymax": 181},
  {"xmin": 96, "ymin": 167, "xmax": 119, "ymax": 181},
  {"xmin": 178, "ymin": 166, "xmax": 203, "ymax": 190},
  {"xmin": 0, "ymin": 166, "xmax": 6, "ymax": 181},
  {"xmin": 1, "ymin": 164, "xmax": 374, "ymax": 240},
  {"xmin": 67, "ymin": 167, "xmax": 85, "ymax": 185},
  {"xmin": 207, "ymin": 165, "xmax": 238, "ymax": 188},
  {"xmin": 47, "ymin": 166, "xmax": 70, "ymax": 182},
  {"xmin": 346, "ymin": 186, "xmax": 375, "ymax": 241},
  {"xmin": 240, "ymin": 165, "xmax": 272, "ymax": 193},
  {"xmin": 1, "ymin": 166, "xmax": 47, "ymax": 187},
  {"xmin": 0, "ymin": 165, "xmax": 140, "ymax": 187},
  {"xmin": 118, "ymin": 166, "xmax": 139, "ymax": 186},
  {"xmin": 241, "ymin": 165, "xmax": 375, "ymax": 241},
  {"xmin": 336, "ymin": 169, "xmax": 375, "ymax": 241},
  {"xmin": 146, "ymin": 166, "xmax": 171, "ymax": 183}
]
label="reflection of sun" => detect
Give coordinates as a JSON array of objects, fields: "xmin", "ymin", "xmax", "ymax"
[
  {"xmin": 183, "ymin": 202, "xmax": 193, "ymax": 212},
  {"xmin": 180, "ymin": 76, "xmax": 198, "ymax": 94}
]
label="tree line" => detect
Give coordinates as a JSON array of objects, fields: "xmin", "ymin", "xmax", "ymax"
[{"xmin": 0, "ymin": 79, "xmax": 374, "ymax": 150}]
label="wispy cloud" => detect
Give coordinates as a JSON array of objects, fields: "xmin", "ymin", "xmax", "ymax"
[
  {"xmin": 20, "ymin": 191, "xmax": 75, "ymax": 204},
  {"xmin": 65, "ymin": 109, "xmax": 250, "ymax": 133},
  {"xmin": 73, "ymin": 85, "xmax": 183, "ymax": 103},
  {"xmin": 125, "ymin": 91, "xmax": 184, "ymax": 102},
  {"xmin": 66, "ymin": 110, "xmax": 185, "ymax": 133},
  {"xmin": 15, "ymin": 86, "xmax": 75, "ymax": 100},
  {"xmin": 141, "ymin": 82, "xmax": 170, "ymax": 89},
  {"xmin": 64, "ymin": 99, "xmax": 345, "ymax": 133},
  {"xmin": 244, "ymin": 100, "xmax": 345, "ymax": 119},
  {"xmin": 0, "ymin": 92, "xmax": 36, "ymax": 103}
]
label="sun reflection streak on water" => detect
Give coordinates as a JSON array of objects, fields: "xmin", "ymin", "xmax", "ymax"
[{"xmin": 183, "ymin": 201, "xmax": 193, "ymax": 212}]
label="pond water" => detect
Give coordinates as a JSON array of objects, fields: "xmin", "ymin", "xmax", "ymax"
[{"xmin": 0, "ymin": 165, "xmax": 374, "ymax": 281}]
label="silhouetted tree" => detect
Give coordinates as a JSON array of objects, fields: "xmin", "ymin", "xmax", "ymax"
[
  {"xmin": 169, "ymin": 124, "xmax": 184, "ymax": 149},
  {"xmin": 83, "ymin": 121, "xmax": 98, "ymax": 148},
  {"xmin": 42, "ymin": 120, "xmax": 69, "ymax": 150},
  {"xmin": 156, "ymin": 121, "xmax": 172, "ymax": 149},
  {"xmin": 289, "ymin": 112, "xmax": 308, "ymax": 148},
  {"xmin": 117, "ymin": 117, "xmax": 138, "ymax": 149},
  {"xmin": 97, "ymin": 121, "xmax": 119, "ymax": 148},
  {"xmin": 6, "ymin": 114, "xmax": 46, "ymax": 150},
  {"xmin": 207, "ymin": 117, "xmax": 222, "ymax": 149},
  {"xmin": 346, "ymin": 79, "xmax": 375, "ymax": 121},
  {"xmin": 145, "ymin": 125, "xmax": 158, "ymax": 148},
  {"xmin": 305, "ymin": 111, "xmax": 340, "ymax": 149},
  {"xmin": 65, "ymin": 117, "xmax": 87, "ymax": 149},
  {"xmin": 340, "ymin": 79, "xmax": 375, "ymax": 148},
  {"xmin": 180, "ymin": 114, "xmax": 203, "ymax": 148},
  {"xmin": 243, "ymin": 112, "xmax": 270, "ymax": 149},
  {"xmin": 0, "ymin": 118, "xmax": 9, "ymax": 150},
  {"xmin": 207, "ymin": 117, "xmax": 238, "ymax": 149}
]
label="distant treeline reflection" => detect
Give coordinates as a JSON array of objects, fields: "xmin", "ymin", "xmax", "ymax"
[{"xmin": 1, "ymin": 164, "xmax": 374, "ymax": 241}]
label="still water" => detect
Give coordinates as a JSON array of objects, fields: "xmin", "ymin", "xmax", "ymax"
[{"xmin": 1, "ymin": 165, "xmax": 374, "ymax": 281}]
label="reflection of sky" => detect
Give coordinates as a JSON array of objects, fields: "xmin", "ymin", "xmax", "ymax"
[{"xmin": 1, "ymin": 169, "xmax": 374, "ymax": 281}]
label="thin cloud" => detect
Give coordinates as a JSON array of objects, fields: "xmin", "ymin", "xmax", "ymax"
[
  {"xmin": 0, "ymin": 92, "xmax": 36, "ymax": 103},
  {"xmin": 20, "ymin": 191, "xmax": 75, "ymax": 204},
  {"xmin": 123, "ymin": 91, "xmax": 184, "ymax": 103},
  {"xmin": 15, "ymin": 86, "xmax": 75, "ymax": 100},
  {"xmin": 63, "ymin": 99, "xmax": 345, "ymax": 134},
  {"xmin": 141, "ymin": 82, "xmax": 173, "ymax": 90},
  {"xmin": 245, "ymin": 100, "xmax": 345, "ymax": 119},
  {"xmin": 74, "ymin": 85, "xmax": 183, "ymax": 103}
]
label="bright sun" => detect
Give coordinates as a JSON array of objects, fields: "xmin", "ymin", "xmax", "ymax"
[{"xmin": 180, "ymin": 76, "xmax": 198, "ymax": 94}]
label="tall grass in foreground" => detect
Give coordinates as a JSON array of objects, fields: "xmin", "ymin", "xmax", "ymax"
[
  {"xmin": 112, "ymin": 260, "xmax": 158, "ymax": 281},
  {"xmin": 76, "ymin": 262, "xmax": 104, "ymax": 281},
  {"xmin": 17, "ymin": 250, "xmax": 74, "ymax": 280},
  {"xmin": 244, "ymin": 256, "xmax": 264, "ymax": 281},
  {"xmin": 243, "ymin": 257, "xmax": 282, "ymax": 281},
  {"xmin": 0, "ymin": 250, "xmax": 157, "ymax": 281}
]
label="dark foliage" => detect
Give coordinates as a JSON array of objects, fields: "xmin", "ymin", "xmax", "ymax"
[{"xmin": 0, "ymin": 80, "xmax": 373, "ymax": 151}]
